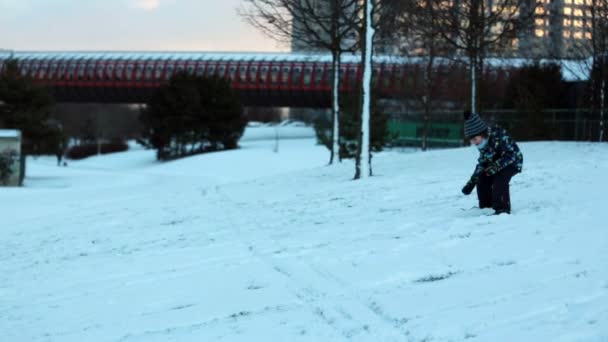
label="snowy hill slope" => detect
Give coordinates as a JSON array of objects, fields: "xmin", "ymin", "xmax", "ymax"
[{"xmin": 1, "ymin": 138, "xmax": 607, "ymax": 342}]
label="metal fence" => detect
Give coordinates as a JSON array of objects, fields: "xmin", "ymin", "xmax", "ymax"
[
  {"xmin": 388, "ymin": 109, "xmax": 604, "ymax": 147},
  {"xmin": 482, "ymin": 109, "xmax": 603, "ymax": 142}
]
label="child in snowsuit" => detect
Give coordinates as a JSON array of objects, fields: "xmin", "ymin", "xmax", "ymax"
[{"xmin": 461, "ymin": 111, "xmax": 523, "ymax": 215}]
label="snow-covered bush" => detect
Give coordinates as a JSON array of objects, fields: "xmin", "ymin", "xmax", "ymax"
[
  {"xmin": 66, "ymin": 140, "xmax": 128, "ymax": 160},
  {"xmin": 0, "ymin": 149, "xmax": 18, "ymax": 184}
]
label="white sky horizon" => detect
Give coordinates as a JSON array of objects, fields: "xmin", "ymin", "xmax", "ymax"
[{"xmin": 0, "ymin": 0, "xmax": 288, "ymax": 52}]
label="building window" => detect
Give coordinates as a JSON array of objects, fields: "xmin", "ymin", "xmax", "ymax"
[
  {"xmin": 249, "ymin": 66, "xmax": 258, "ymax": 83},
  {"xmin": 585, "ymin": 31, "xmax": 592, "ymax": 39},
  {"xmin": 20, "ymin": 63, "xmax": 30, "ymax": 77},
  {"xmin": 574, "ymin": 19, "xmax": 583, "ymax": 27},
  {"xmin": 281, "ymin": 66, "xmax": 290, "ymax": 84},
  {"xmin": 574, "ymin": 9, "xmax": 583, "ymax": 16},
  {"xmin": 314, "ymin": 67, "xmax": 324, "ymax": 85},
  {"xmin": 564, "ymin": 19, "xmax": 572, "ymax": 26},
  {"xmin": 292, "ymin": 67, "xmax": 302, "ymax": 84},
  {"xmin": 136, "ymin": 64, "xmax": 144, "ymax": 80},
  {"xmin": 78, "ymin": 63, "xmax": 86, "ymax": 80},
  {"xmin": 303, "ymin": 67, "xmax": 312, "ymax": 85},
  {"xmin": 259, "ymin": 66, "xmax": 268, "ymax": 83},
  {"xmin": 38, "ymin": 65, "xmax": 47, "ymax": 78},
  {"xmin": 510, "ymin": 38, "xmax": 520, "ymax": 49},
  {"xmin": 67, "ymin": 64, "xmax": 76, "ymax": 79},
  {"xmin": 116, "ymin": 64, "xmax": 124, "ymax": 79},
  {"xmin": 229, "ymin": 66, "xmax": 237, "ymax": 81},
  {"xmin": 535, "ymin": 29, "xmax": 545, "ymax": 37},
  {"xmin": 96, "ymin": 65, "xmax": 105, "ymax": 80},
  {"xmin": 238, "ymin": 66, "xmax": 247, "ymax": 82},
  {"xmin": 573, "ymin": 31, "xmax": 583, "ymax": 39},
  {"xmin": 270, "ymin": 66, "xmax": 279, "ymax": 84},
  {"xmin": 564, "ymin": 30, "xmax": 572, "ymax": 38},
  {"xmin": 86, "ymin": 64, "xmax": 94, "ymax": 79},
  {"xmin": 165, "ymin": 65, "xmax": 174, "ymax": 79},
  {"xmin": 126, "ymin": 64, "xmax": 134, "ymax": 80},
  {"xmin": 106, "ymin": 65, "xmax": 114, "ymax": 80},
  {"xmin": 564, "ymin": 7, "xmax": 572, "ymax": 15},
  {"xmin": 145, "ymin": 65, "xmax": 153, "ymax": 80},
  {"xmin": 196, "ymin": 65, "xmax": 205, "ymax": 76},
  {"xmin": 206, "ymin": 65, "xmax": 215, "ymax": 76}
]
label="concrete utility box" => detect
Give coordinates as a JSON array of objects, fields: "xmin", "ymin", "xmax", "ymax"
[{"xmin": 0, "ymin": 129, "xmax": 22, "ymax": 186}]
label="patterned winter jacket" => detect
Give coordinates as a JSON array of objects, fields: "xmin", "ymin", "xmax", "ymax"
[{"xmin": 468, "ymin": 125, "xmax": 523, "ymax": 185}]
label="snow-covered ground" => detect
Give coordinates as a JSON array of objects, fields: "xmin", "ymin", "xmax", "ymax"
[
  {"xmin": 241, "ymin": 121, "xmax": 315, "ymax": 142},
  {"xmin": 1, "ymin": 130, "xmax": 607, "ymax": 341}
]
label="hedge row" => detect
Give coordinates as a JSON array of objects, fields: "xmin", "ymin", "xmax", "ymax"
[{"xmin": 66, "ymin": 140, "xmax": 129, "ymax": 160}]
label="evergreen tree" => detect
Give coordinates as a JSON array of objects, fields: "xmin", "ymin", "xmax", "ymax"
[
  {"xmin": 0, "ymin": 59, "xmax": 56, "ymax": 155},
  {"xmin": 315, "ymin": 92, "xmax": 391, "ymax": 159},
  {"xmin": 503, "ymin": 63, "xmax": 568, "ymax": 140},
  {"xmin": 199, "ymin": 76, "xmax": 245, "ymax": 150},
  {"xmin": 139, "ymin": 73, "xmax": 246, "ymax": 160}
]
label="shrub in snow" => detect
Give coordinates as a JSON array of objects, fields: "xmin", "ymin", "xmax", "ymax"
[
  {"xmin": 66, "ymin": 140, "xmax": 128, "ymax": 160},
  {"xmin": 139, "ymin": 73, "xmax": 246, "ymax": 160},
  {"xmin": 0, "ymin": 150, "xmax": 17, "ymax": 184},
  {"xmin": 314, "ymin": 92, "xmax": 392, "ymax": 159},
  {"xmin": 502, "ymin": 63, "xmax": 569, "ymax": 140}
]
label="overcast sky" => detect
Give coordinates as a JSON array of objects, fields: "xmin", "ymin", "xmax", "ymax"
[{"xmin": 0, "ymin": 0, "xmax": 286, "ymax": 52}]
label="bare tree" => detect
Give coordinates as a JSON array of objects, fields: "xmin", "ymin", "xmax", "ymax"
[
  {"xmin": 240, "ymin": 0, "xmax": 361, "ymax": 164},
  {"xmin": 433, "ymin": 0, "xmax": 536, "ymax": 113},
  {"xmin": 587, "ymin": 0, "xmax": 608, "ymax": 141},
  {"xmin": 558, "ymin": 0, "xmax": 608, "ymax": 142},
  {"xmin": 355, "ymin": 0, "xmax": 376, "ymax": 179},
  {"xmin": 592, "ymin": 0, "xmax": 608, "ymax": 142},
  {"xmin": 394, "ymin": 0, "xmax": 452, "ymax": 150},
  {"xmin": 347, "ymin": 0, "xmax": 404, "ymax": 178}
]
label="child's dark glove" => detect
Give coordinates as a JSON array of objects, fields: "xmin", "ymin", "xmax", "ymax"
[{"xmin": 462, "ymin": 181, "xmax": 475, "ymax": 195}]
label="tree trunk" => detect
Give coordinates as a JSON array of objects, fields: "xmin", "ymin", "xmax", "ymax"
[
  {"xmin": 355, "ymin": 0, "xmax": 375, "ymax": 179},
  {"xmin": 601, "ymin": 75, "xmax": 605, "ymax": 142},
  {"xmin": 422, "ymin": 55, "xmax": 435, "ymax": 151},
  {"xmin": 329, "ymin": 50, "xmax": 341, "ymax": 164},
  {"xmin": 471, "ymin": 57, "xmax": 477, "ymax": 113}
]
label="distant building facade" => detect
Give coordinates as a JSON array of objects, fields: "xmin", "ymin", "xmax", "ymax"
[{"xmin": 527, "ymin": 0, "xmax": 597, "ymax": 58}]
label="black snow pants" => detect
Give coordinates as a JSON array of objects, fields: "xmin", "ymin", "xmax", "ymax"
[{"xmin": 477, "ymin": 164, "xmax": 518, "ymax": 214}]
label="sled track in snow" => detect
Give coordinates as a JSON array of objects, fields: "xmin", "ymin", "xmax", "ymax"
[{"xmin": 213, "ymin": 186, "xmax": 413, "ymax": 341}]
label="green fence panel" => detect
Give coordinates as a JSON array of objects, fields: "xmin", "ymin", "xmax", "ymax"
[{"xmin": 388, "ymin": 120, "xmax": 463, "ymax": 147}]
